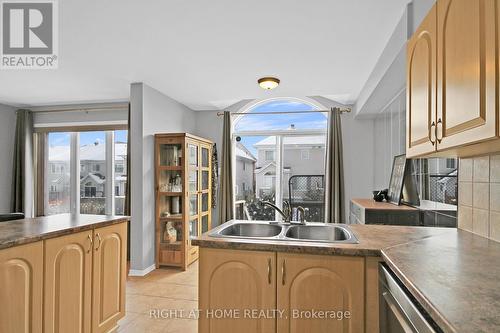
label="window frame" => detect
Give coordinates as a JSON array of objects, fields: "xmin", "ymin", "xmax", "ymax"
[
  {"xmin": 233, "ymin": 129, "xmax": 326, "ymax": 220},
  {"xmin": 40, "ymin": 127, "xmax": 126, "ymax": 216}
]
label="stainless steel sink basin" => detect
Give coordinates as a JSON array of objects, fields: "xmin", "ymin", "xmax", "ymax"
[
  {"xmin": 210, "ymin": 221, "xmax": 358, "ymax": 244},
  {"xmin": 217, "ymin": 223, "xmax": 283, "ymax": 238},
  {"xmin": 285, "ymin": 225, "xmax": 354, "ymax": 243}
]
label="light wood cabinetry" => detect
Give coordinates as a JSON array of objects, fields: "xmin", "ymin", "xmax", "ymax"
[
  {"xmin": 407, "ymin": 0, "xmax": 500, "ymax": 158},
  {"xmin": 155, "ymin": 133, "xmax": 213, "ymax": 270},
  {"xmin": 436, "ymin": 0, "xmax": 497, "ymax": 150},
  {"xmin": 44, "ymin": 223, "xmax": 127, "ymax": 333},
  {"xmin": 406, "ymin": 3, "xmax": 437, "ymax": 157},
  {"xmin": 199, "ymin": 248, "xmax": 276, "ymax": 333},
  {"xmin": 92, "ymin": 223, "xmax": 127, "ymax": 333},
  {"xmin": 199, "ymin": 248, "xmax": 366, "ymax": 333},
  {"xmin": 364, "ymin": 257, "xmax": 383, "ymax": 333},
  {"xmin": 277, "ymin": 253, "xmax": 364, "ymax": 333},
  {"xmin": 0, "ymin": 242, "xmax": 43, "ymax": 333},
  {"xmin": 44, "ymin": 230, "xmax": 93, "ymax": 333}
]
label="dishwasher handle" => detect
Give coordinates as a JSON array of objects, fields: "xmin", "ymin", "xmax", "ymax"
[{"xmin": 382, "ymin": 291, "xmax": 416, "ymax": 333}]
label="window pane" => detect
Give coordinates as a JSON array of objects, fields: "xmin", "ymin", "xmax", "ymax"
[
  {"xmin": 284, "ymin": 135, "xmax": 326, "ymax": 222},
  {"xmin": 47, "ymin": 133, "xmax": 71, "ymax": 215},
  {"xmin": 115, "ymin": 130, "xmax": 127, "ymax": 215},
  {"xmin": 80, "ymin": 131, "xmax": 106, "ymax": 215},
  {"xmin": 234, "ymin": 136, "xmax": 276, "ymax": 221}
]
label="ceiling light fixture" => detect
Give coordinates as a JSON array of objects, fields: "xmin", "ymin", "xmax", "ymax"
[{"xmin": 258, "ymin": 77, "xmax": 280, "ymax": 90}]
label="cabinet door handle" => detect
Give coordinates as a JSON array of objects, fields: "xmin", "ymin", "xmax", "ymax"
[
  {"xmin": 436, "ymin": 118, "xmax": 443, "ymax": 143},
  {"xmin": 281, "ymin": 259, "xmax": 286, "ymax": 286},
  {"xmin": 429, "ymin": 121, "xmax": 436, "ymax": 145},
  {"xmin": 267, "ymin": 258, "xmax": 272, "ymax": 284},
  {"xmin": 86, "ymin": 234, "xmax": 93, "ymax": 253},
  {"xmin": 95, "ymin": 233, "xmax": 102, "ymax": 251}
]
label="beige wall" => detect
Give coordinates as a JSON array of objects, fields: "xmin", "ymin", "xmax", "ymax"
[{"xmin": 458, "ymin": 154, "xmax": 500, "ymax": 242}]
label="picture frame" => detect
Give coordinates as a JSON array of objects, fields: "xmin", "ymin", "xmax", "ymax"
[{"xmin": 387, "ymin": 154, "xmax": 408, "ymax": 205}]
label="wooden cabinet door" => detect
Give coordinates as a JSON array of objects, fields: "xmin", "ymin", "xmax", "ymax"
[
  {"xmin": 199, "ymin": 248, "xmax": 276, "ymax": 333},
  {"xmin": 406, "ymin": 4, "xmax": 437, "ymax": 157},
  {"xmin": 436, "ymin": 0, "xmax": 497, "ymax": 150},
  {"xmin": 44, "ymin": 230, "xmax": 93, "ymax": 333},
  {"xmin": 92, "ymin": 222, "xmax": 127, "ymax": 333},
  {"xmin": 0, "ymin": 242, "xmax": 43, "ymax": 333},
  {"xmin": 277, "ymin": 253, "xmax": 364, "ymax": 333}
]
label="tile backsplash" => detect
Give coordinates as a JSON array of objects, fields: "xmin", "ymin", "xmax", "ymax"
[{"xmin": 458, "ymin": 154, "xmax": 500, "ymax": 242}]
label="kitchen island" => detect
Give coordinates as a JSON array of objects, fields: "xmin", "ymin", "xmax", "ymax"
[
  {"xmin": 193, "ymin": 220, "xmax": 500, "ymax": 333},
  {"xmin": 0, "ymin": 214, "xmax": 129, "ymax": 333}
]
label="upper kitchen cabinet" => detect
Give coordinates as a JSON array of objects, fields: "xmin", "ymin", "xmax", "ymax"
[
  {"xmin": 406, "ymin": 4, "xmax": 437, "ymax": 157},
  {"xmin": 407, "ymin": 0, "xmax": 500, "ymax": 157},
  {"xmin": 436, "ymin": 0, "xmax": 497, "ymax": 150}
]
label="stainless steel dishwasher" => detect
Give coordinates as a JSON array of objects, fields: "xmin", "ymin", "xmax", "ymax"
[{"xmin": 379, "ymin": 263, "xmax": 442, "ymax": 333}]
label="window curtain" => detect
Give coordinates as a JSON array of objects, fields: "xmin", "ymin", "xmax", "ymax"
[
  {"xmin": 11, "ymin": 109, "xmax": 33, "ymax": 214},
  {"xmin": 218, "ymin": 111, "xmax": 234, "ymax": 225},
  {"xmin": 324, "ymin": 107, "xmax": 345, "ymax": 223}
]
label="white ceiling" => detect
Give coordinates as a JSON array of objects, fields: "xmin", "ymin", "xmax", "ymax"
[{"xmin": 0, "ymin": 0, "xmax": 410, "ymax": 110}]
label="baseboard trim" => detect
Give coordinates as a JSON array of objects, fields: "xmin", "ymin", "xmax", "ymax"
[{"xmin": 128, "ymin": 264, "xmax": 156, "ymax": 277}]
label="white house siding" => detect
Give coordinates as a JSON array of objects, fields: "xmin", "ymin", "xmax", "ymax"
[{"xmin": 254, "ymin": 135, "xmax": 326, "ymax": 200}]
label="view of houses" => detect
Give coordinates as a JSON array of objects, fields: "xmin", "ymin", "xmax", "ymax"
[
  {"xmin": 48, "ymin": 138, "xmax": 127, "ymax": 215},
  {"xmin": 235, "ymin": 134, "xmax": 326, "ymax": 221}
]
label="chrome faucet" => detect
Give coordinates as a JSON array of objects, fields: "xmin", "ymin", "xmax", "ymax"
[
  {"xmin": 296, "ymin": 206, "xmax": 307, "ymax": 225},
  {"xmin": 261, "ymin": 200, "xmax": 291, "ymax": 223},
  {"xmin": 261, "ymin": 201, "xmax": 307, "ymax": 225}
]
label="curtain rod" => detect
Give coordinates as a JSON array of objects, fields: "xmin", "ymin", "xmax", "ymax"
[
  {"xmin": 216, "ymin": 107, "xmax": 351, "ymax": 116},
  {"xmin": 31, "ymin": 105, "xmax": 128, "ymax": 114}
]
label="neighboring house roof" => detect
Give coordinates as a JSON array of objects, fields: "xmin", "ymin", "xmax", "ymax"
[
  {"xmin": 81, "ymin": 173, "xmax": 106, "ymax": 185},
  {"xmin": 50, "ymin": 173, "xmax": 70, "ymax": 184},
  {"xmin": 254, "ymin": 162, "xmax": 276, "ymax": 174},
  {"xmin": 235, "ymin": 142, "xmax": 256, "ymax": 162},
  {"xmin": 255, "ymin": 162, "xmax": 292, "ymax": 174},
  {"xmin": 253, "ymin": 135, "xmax": 325, "ymax": 148},
  {"xmin": 49, "ymin": 141, "xmax": 127, "ymax": 161}
]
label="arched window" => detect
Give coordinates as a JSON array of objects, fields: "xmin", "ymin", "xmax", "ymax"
[{"xmin": 233, "ymin": 99, "xmax": 327, "ymax": 222}]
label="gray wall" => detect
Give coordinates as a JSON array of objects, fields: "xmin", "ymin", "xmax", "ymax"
[
  {"xmin": 355, "ymin": 0, "xmax": 436, "ymax": 117},
  {"xmin": 0, "ymin": 104, "xmax": 16, "ymax": 213},
  {"xmin": 373, "ymin": 90, "xmax": 406, "ymax": 189},
  {"xmin": 130, "ymin": 82, "xmax": 196, "ymax": 272}
]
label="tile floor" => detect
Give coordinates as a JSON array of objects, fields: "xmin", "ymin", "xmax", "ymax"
[{"xmin": 118, "ymin": 262, "xmax": 198, "ymax": 332}]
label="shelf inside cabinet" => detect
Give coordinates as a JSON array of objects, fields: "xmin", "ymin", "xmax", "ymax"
[
  {"xmin": 158, "ymin": 192, "xmax": 183, "ymax": 196},
  {"xmin": 160, "ymin": 241, "xmax": 182, "ymax": 250},
  {"xmin": 158, "ymin": 166, "xmax": 183, "ymax": 171},
  {"xmin": 160, "ymin": 214, "xmax": 183, "ymax": 221}
]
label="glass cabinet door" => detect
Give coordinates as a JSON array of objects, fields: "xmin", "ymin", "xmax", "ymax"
[
  {"xmin": 189, "ymin": 170, "xmax": 198, "ymax": 192},
  {"xmin": 201, "ymin": 146, "xmax": 209, "ymax": 167},
  {"xmin": 159, "ymin": 143, "xmax": 182, "ymax": 167},
  {"xmin": 188, "ymin": 144, "xmax": 198, "ymax": 167},
  {"xmin": 189, "ymin": 218, "xmax": 198, "ymax": 239}
]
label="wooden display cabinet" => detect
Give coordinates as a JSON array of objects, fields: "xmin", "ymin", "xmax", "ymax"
[{"xmin": 155, "ymin": 133, "xmax": 213, "ymax": 270}]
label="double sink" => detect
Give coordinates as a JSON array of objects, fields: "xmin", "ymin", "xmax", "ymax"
[{"xmin": 209, "ymin": 220, "xmax": 359, "ymax": 244}]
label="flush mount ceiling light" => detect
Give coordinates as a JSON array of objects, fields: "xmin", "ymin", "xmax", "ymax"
[{"xmin": 258, "ymin": 77, "xmax": 280, "ymax": 90}]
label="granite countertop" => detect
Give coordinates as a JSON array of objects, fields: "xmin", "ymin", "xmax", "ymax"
[
  {"xmin": 0, "ymin": 214, "xmax": 130, "ymax": 250},
  {"xmin": 192, "ymin": 220, "xmax": 452, "ymax": 256},
  {"xmin": 194, "ymin": 220, "xmax": 500, "ymax": 332},
  {"xmin": 382, "ymin": 229, "xmax": 500, "ymax": 333}
]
